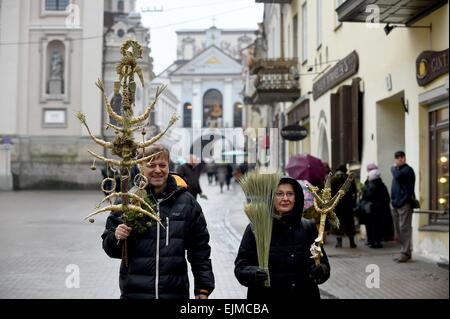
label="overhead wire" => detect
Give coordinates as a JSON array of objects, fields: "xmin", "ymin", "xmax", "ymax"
[{"xmin": 0, "ymin": 2, "xmax": 260, "ymax": 46}]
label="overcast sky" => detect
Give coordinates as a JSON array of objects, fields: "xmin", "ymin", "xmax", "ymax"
[{"xmin": 136, "ymin": 0, "xmax": 264, "ymax": 75}]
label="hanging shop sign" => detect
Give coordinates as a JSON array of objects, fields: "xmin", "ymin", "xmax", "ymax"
[
  {"xmin": 416, "ymin": 49, "xmax": 449, "ymax": 87},
  {"xmin": 280, "ymin": 124, "xmax": 308, "ymax": 141},
  {"xmin": 312, "ymin": 51, "xmax": 359, "ymax": 100}
]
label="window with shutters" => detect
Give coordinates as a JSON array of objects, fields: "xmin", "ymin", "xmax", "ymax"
[{"xmin": 330, "ymin": 78, "xmax": 362, "ymax": 170}]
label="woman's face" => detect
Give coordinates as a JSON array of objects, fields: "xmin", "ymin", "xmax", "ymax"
[{"xmin": 274, "ymin": 183, "xmax": 295, "ymax": 215}]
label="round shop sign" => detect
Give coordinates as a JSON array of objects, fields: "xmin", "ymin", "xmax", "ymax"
[{"xmin": 280, "ymin": 125, "xmax": 308, "ymax": 141}]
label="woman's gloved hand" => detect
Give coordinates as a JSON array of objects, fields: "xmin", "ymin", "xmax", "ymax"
[
  {"xmin": 254, "ymin": 267, "xmax": 268, "ymax": 286},
  {"xmin": 309, "ymin": 263, "xmax": 330, "ymax": 284}
]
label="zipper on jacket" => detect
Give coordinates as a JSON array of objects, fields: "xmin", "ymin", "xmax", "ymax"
[
  {"xmin": 156, "ymin": 217, "xmax": 160, "ymax": 299},
  {"xmin": 155, "ymin": 200, "xmax": 161, "ymax": 299},
  {"xmin": 165, "ymin": 217, "xmax": 170, "ymax": 246},
  {"xmin": 149, "ymin": 186, "xmax": 181, "ymax": 299}
]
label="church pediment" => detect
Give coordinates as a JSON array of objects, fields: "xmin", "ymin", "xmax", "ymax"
[{"xmin": 171, "ymin": 46, "xmax": 242, "ymax": 76}]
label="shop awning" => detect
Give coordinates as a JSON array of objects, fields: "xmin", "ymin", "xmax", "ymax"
[{"xmin": 336, "ymin": 0, "xmax": 448, "ymax": 26}]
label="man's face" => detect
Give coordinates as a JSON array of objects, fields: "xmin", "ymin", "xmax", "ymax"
[
  {"xmin": 143, "ymin": 157, "xmax": 169, "ymax": 190},
  {"xmin": 394, "ymin": 156, "xmax": 406, "ymax": 166}
]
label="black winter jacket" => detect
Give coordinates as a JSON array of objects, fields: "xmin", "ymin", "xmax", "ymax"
[
  {"xmin": 391, "ymin": 164, "xmax": 415, "ymax": 209},
  {"xmin": 234, "ymin": 177, "xmax": 330, "ymax": 299},
  {"xmin": 102, "ymin": 175, "xmax": 215, "ymax": 299},
  {"xmin": 330, "ymin": 171, "xmax": 357, "ymax": 237}
]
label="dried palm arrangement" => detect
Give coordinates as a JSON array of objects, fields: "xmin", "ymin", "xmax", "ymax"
[
  {"xmin": 239, "ymin": 170, "xmax": 282, "ymax": 287},
  {"xmin": 76, "ymin": 40, "xmax": 178, "ymax": 266},
  {"xmin": 306, "ymin": 172, "xmax": 354, "ymax": 265}
]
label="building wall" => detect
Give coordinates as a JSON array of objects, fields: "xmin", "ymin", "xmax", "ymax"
[
  {"xmin": 291, "ymin": 0, "xmax": 448, "ymax": 262},
  {"xmin": 0, "ymin": 0, "xmax": 106, "ymax": 189}
]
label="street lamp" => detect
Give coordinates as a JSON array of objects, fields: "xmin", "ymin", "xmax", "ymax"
[{"xmin": 384, "ymin": 23, "xmax": 432, "ymax": 36}]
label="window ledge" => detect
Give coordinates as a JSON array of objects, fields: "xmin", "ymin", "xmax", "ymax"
[{"xmin": 418, "ymin": 224, "xmax": 449, "ymax": 232}]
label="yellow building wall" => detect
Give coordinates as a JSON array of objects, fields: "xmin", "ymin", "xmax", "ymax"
[{"xmin": 292, "ymin": 0, "xmax": 448, "ymax": 262}]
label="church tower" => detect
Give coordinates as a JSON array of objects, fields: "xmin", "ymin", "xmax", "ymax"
[{"xmin": 103, "ymin": 0, "xmax": 154, "ymax": 138}]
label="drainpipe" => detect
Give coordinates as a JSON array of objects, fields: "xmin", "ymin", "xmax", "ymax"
[{"xmin": 280, "ymin": 4, "xmax": 285, "ymax": 59}]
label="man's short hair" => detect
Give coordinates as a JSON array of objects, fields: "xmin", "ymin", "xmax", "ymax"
[
  {"xmin": 140, "ymin": 144, "xmax": 170, "ymax": 162},
  {"xmin": 394, "ymin": 150, "xmax": 406, "ymax": 159}
]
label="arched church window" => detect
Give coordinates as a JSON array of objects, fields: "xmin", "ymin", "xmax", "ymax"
[
  {"xmin": 118, "ymin": 0, "xmax": 124, "ymax": 12},
  {"xmin": 203, "ymin": 89, "xmax": 223, "ymax": 128},
  {"xmin": 234, "ymin": 102, "xmax": 243, "ymax": 127},
  {"xmin": 110, "ymin": 94, "xmax": 122, "ymax": 126},
  {"xmin": 183, "ymin": 102, "xmax": 192, "ymax": 128}
]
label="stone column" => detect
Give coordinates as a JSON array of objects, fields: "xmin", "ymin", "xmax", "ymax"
[
  {"xmin": 223, "ymin": 78, "xmax": 233, "ymax": 127},
  {"xmin": 192, "ymin": 79, "xmax": 202, "ymax": 127},
  {"xmin": 0, "ymin": 144, "xmax": 13, "ymax": 191}
]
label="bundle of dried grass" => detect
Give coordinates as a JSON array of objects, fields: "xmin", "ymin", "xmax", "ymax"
[{"xmin": 239, "ymin": 170, "xmax": 281, "ymax": 287}]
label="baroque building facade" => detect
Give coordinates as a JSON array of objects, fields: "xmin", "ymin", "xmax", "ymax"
[{"xmin": 0, "ymin": 0, "xmax": 155, "ymax": 189}]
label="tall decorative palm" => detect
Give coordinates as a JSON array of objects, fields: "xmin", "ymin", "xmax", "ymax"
[
  {"xmin": 239, "ymin": 170, "xmax": 282, "ymax": 287},
  {"xmin": 77, "ymin": 40, "xmax": 178, "ymax": 266},
  {"xmin": 306, "ymin": 172, "xmax": 353, "ymax": 265}
]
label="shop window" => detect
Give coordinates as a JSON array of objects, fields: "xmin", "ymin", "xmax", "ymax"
[{"xmin": 429, "ymin": 107, "xmax": 449, "ymax": 225}]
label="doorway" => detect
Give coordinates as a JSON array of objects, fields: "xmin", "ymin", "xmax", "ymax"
[{"xmin": 376, "ymin": 91, "xmax": 406, "ymax": 189}]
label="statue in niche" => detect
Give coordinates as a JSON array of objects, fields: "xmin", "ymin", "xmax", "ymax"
[
  {"xmin": 50, "ymin": 50, "xmax": 63, "ymax": 79},
  {"xmin": 206, "ymin": 103, "xmax": 223, "ymax": 128},
  {"xmin": 48, "ymin": 50, "xmax": 64, "ymax": 95}
]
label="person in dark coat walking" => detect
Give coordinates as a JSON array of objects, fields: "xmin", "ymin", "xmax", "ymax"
[
  {"xmin": 390, "ymin": 150, "xmax": 416, "ymax": 263},
  {"xmin": 102, "ymin": 144, "xmax": 215, "ymax": 299},
  {"xmin": 234, "ymin": 177, "xmax": 330, "ymax": 299},
  {"xmin": 330, "ymin": 164, "xmax": 358, "ymax": 248},
  {"xmin": 361, "ymin": 169, "xmax": 393, "ymax": 248},
  {"xmin": 176, "ymin": 154, "xmax": 207, "ymax": 200}
]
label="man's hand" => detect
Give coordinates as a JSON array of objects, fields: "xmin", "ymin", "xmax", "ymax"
[
  {"xmin": 199, "ymin": 193, "xmax": 208, "ymax": 200},
  {"xmin": 115, "ymin": 224, "xmax": 132, "ymax": 241}
]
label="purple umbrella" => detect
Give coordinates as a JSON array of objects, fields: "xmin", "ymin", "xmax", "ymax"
[{"xmin": 285, "ymin": 154, "xmax": 326, "ymax": 187}]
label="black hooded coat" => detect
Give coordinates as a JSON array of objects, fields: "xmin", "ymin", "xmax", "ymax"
[{"xmin": 234, "ymin": 177, "xmax": 330, "ymax": 299}]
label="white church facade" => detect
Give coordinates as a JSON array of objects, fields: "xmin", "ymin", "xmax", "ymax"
[{"xmin": 157, "ymin": 26, "xmax": 257, "ymax": 159}]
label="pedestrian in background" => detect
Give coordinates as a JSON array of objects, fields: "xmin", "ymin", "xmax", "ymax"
[
  {"xmin": 216, "ymin": 162, "xmax": 233, "ymax": 193},
  {"xmin": 391, "ymin": 151, "xmax": 416, "ymax": 263},
  {"xmin": 176, "ymin": 154, "xmax": 208, "ymax": 200},
  {"xmin": 234, "ymin": 177, "xmax": 330, "ymax": 299},
  {"xmin": 330, "ymin": 164, "xmax": 358, "ymax": 248},
  {"xmin": 361, "ymin": 169, "xmax": 392, "ymax": 248},
  {"xmin": 206, "ymin": 159, "xmax": 217, "ymax": 185}
]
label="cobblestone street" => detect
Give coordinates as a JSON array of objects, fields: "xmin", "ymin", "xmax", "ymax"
[{"xmin": 0, "ymin": 175, "xmax": 448, "ymax": 299}]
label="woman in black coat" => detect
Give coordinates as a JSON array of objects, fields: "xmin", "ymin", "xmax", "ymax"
[
  {"xmin": 362, "ymin": 169, "xmax": 393, "ymax": 248},
  {"xmin": 234, "ymin": 177, "xmax": 330, "ymax": 299},
  {"xmin": 330, "ymin": 164, "xmax": 358, "ymax": 248}
]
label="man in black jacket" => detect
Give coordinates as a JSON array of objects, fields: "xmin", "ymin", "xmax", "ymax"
[
  {"xmin": 391, "ymin": 151, "xmax": 416, "ymax": 263},
  {"xmin": 176, "ymin": 154, "xmax": 207, "ymax": 200},
  {"xmin": 102, "ymin": 144, "xmax": 215, "ymax": 299},
  {"xmin": 234, "ymin": 177, "xmax": 330, "ymax": 299}
]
